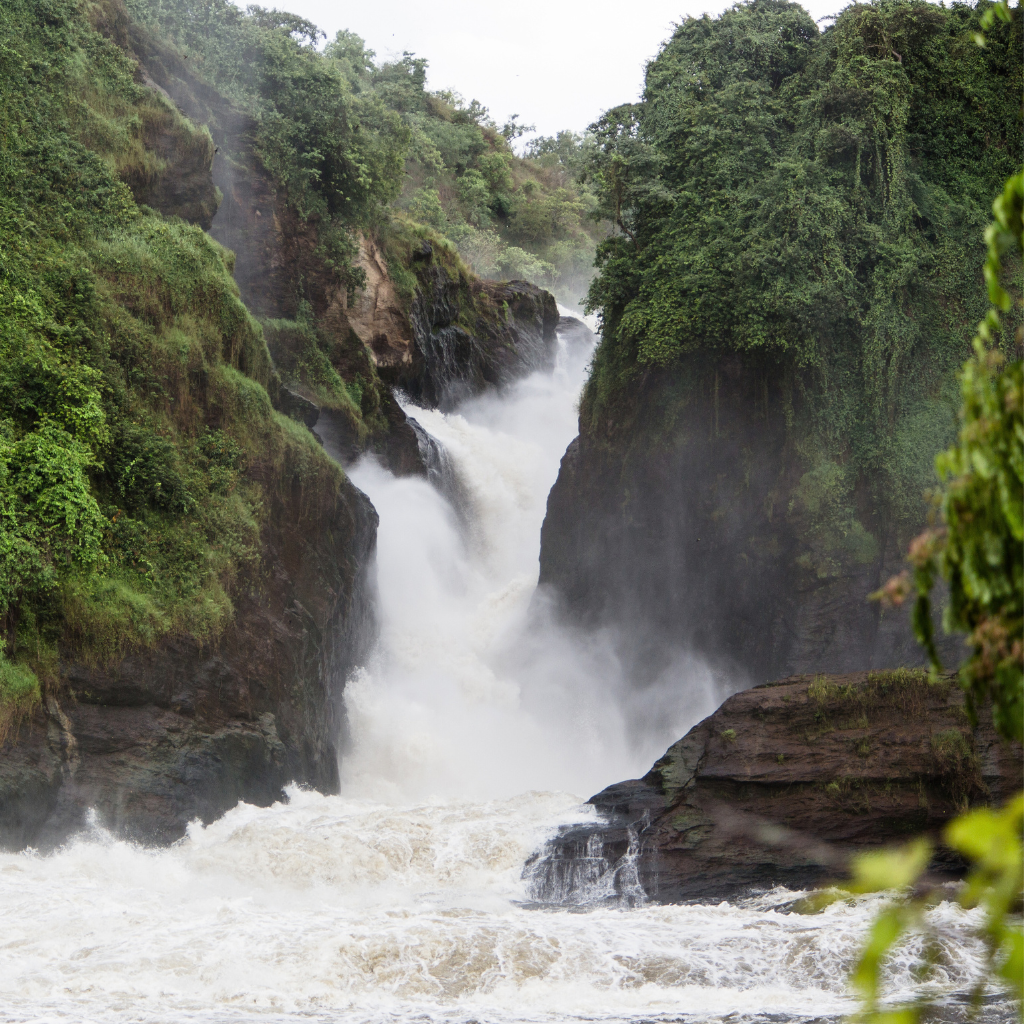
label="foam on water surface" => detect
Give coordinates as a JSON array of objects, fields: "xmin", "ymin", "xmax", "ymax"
[
  {"xmin": 0, "ymin": 788, "xmax": 990, "ymax": 1024},
  {"xmin": 0, "ymin": 313, "xmax": 996, "ymax": 1023}
]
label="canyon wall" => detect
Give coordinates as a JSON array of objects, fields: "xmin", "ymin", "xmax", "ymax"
[
  {"xmin": 539, "ymin": 356, "xmax": 959, "ymax": 688},
  {"xmin": 1, "ymin": 464, "xmax": 376, "ymax": 848}
]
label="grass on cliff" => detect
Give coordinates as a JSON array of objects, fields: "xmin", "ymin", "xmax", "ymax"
[
  {"xmin": 804, "ymin": 668, "xmax": 949, "ymax": 733},
  {"xmin": 0, "ymin": 0, "xmax": 346, "ymax": 728}
]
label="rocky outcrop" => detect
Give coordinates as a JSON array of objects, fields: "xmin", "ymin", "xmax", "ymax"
[
  {"xmin": 556, "ymin": 314, "xmax": 596, "ymax": 352},
  {"xmin": 390, "ymin": 250, "xmax": 558, "ymax": 410},
  {"xmin": 524, "ymin": 671, "xmax": 1022, "ymax": 905},
  {"xmin": 334, "ymin": 236, "xmax": 416, "ymax": 374},
  {"xmin": 0, "ymin": 460, "xmax": 376, "ymax": 850},
  {"xmin": 538, "ymin": 356, "xmax": 959, "ymax": 686}
]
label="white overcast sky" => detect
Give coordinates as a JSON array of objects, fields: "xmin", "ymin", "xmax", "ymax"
[{"xmin": 254, "ymin": 0, "xmax": 848, "ymax": 144}]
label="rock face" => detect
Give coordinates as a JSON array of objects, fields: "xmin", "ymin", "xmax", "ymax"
[
  {"xmin": 392, "ymin": 257, "xmax": 559, "ymax": 411},
  {"xmin": 0, "ymin": 466, "xmax": 376, "ymax": 850},
  {"xmin": 325, "ymin": 238, "xmax": 559, "ymax": 412},
  {"xmin": 539, "ymin": 357, "xmax": 959, "ymax": 686},
  {"xmin": 556, "ymin": 315, "xmax": 596, "ymax": 353},
  {"xmin": 0, "ymin": 7, "xmax": 382, "ymax": 852},
  {"xmin": 524, "ymin": 671, "xmax": 1022, "ymax": 905}
]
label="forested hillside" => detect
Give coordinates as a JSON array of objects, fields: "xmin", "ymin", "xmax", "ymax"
[
  {"xmin": 0, "ymin": 0, "xmax": 325, "ymax": 726},
  {"xmin": 540, "ymin": 0, "xmax": 1021, "ymax": 681},
  {"xmin": 126, "ymin": 0, "xmax": 604, "ymax": 307}
]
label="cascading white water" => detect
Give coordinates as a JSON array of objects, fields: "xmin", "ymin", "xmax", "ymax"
[
  {"xmin": 0, "ymin": 313, "xmax": 994, "ymax": 1024},
  {"xmin": 339, "ymin": 316, "xmax": 721, "ymax": 803}
]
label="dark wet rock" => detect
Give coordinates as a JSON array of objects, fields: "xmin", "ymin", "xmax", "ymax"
[
  {"xmin": 406, "ymin": 417, "xmax": 470, "ymax": 519},
  {"xmin": 556, "ymin": 315, "xmax": 595, "ymax": 351},
  {"xmin": 278, "ymin": 386, "xmax": 319, "ymax": 429},
  {"xmin": 538, "ymin": 356, "xmax": 961, "ymax": 686},
  {"xmin": 0, "ymin": 466, "xmax": 377, "ymax": 851},
  {"xmin": 388, "ymin": 265, "xmax": 559, "ymax": 411},
  {"xmin": 525, "ymin": 672, "xmax": 1022, "ymax": 904}
]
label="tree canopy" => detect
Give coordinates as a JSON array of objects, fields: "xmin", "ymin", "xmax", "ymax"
[{"xmin": 581, "ymin": 0, "xmax": 1021, "ymax": 559}]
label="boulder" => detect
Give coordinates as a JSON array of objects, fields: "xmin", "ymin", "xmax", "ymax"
[{"xmin": 524, "ymin": 671, "xmax": 1023, "ymax": 904}]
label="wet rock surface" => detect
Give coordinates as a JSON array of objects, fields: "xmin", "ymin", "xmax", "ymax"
[
  {"xmin": 539, "ymin": 357, "xmax": 960, "ymax": 685},
  {"xmin": 392, "ymin": 264, "xmax": 560, "ymax": 411},
  {"xmin": 526, "ymin": 672, "xmax": 1023, "ymax": 904},
  {"xmin": 0, "ymin": 473, "xmax": 377, "ymax": 851}
]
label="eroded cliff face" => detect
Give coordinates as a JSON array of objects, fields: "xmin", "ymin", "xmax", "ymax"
[
  {"xmin": 539, "ymin": 356, "xmax": 959, "ymax": 686},
  {"xmin": 1, "ymin": 452, "xmax": 376, "ymax": 849},
  {"xmin": 526, "ymin": 671, "xmax": 1023, "ymax": 904},
  {"xmin": 326, "ymin": 237, "xmax": 559, "ymax": 414}
]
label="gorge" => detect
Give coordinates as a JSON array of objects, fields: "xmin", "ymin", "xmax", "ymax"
[{"xmin": 0, "ymin": 0, "xmax": 1021, "ymax": 1021}]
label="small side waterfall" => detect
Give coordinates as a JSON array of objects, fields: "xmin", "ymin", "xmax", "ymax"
[
  {"xmin": 522, "ymin": 821, "xmax": 647, "ymax": 908},
  {"xmin": 406, "ymin": 414, "xmax": 471, "ymax": 521}
]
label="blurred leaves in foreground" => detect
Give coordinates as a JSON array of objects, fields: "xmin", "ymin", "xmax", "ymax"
[{"xmin": 853, "ymin": 4, "xmax": 1021, "ymax": 1011}]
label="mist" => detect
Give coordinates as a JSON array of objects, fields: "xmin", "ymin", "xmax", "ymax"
[{"xmin": 340, "ymin": 316, "xmax": 735, "ymax": 803}]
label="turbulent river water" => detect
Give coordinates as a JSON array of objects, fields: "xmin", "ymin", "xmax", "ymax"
[{"xmin": 0, "ymin": 314, "xmax": 994, "ymax": 1023}]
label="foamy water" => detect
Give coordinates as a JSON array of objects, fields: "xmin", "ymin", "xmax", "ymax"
[
  {"xmin": 0, "ymin": 313, "xmax": 996, "ymax": 1023},
  {"xmin": 0, "ymin": 788, "xmax": 992, "ymax": 1024}
]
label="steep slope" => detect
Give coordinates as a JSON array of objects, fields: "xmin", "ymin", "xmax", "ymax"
[
  {"xmin": 118, "ymin": 4, "xmax": 558, "ymax": 457},
  {"xmin": 0, "ymin": 0, "xmax": 377, "ymax": 846},
  {"xmin": 539, "ymin": 0, "xmax": 1022, "ymax": 683}
]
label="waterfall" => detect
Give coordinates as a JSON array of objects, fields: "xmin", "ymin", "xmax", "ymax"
[
  {"xmin": 340, "ymin": 312, "xmax": 719, "ymax": 804},
  {"xmin": 0, "ymin": 312, "xmax": 994, "ymax": 1024}
]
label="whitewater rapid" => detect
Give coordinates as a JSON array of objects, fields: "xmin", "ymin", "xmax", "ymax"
[{"xmin": 0, "ymin": 314, "xmax": 993, "ymax": 1023}]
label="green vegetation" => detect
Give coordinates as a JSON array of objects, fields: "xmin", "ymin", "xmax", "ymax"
[
  {"xmin": 838, "ymin": 797, "xmax": 1022, "ymax": 1021},
  {"xmin": 806, "ymin": 668, "xmax": 939, "ymax": 728},
  {"xmin": 0, "ymin": 0, "xmax": 345, "ymax": 734},
  {"xmin": 0, "ymin": 0, "xmax": 600, "ymax": 740},
  {"xmin": 841, "ymin": 147, "xmax": 1022, "ymax": 1021},
  {"xmin": 581, "ymin": 0, "xmax": 1021, "ymax": 559},
  {"xmin": 127, "ymin": 0, "xmax": 606, "ymax": 307},
  {"xmin": 898, "ymin": 170, "xmax": 1023, "ymax": 744}
]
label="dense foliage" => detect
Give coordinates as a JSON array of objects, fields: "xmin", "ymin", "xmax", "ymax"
[
  {"xmin": 127, "ymin": 0, "xmax": 409, "ymax": 231},
  {"xmin": 582, "ymin": 0, "xmax": 1021, "ymax": 554},
  {"xmin": 127, "ymin": 0, "xmax": 605, "ymax": 306},
  {"xmin": 0, "ymin": 0, "xmax": 342, "ymax": 734},
  {"xmin": 913, "ymin": 170, "xmax": 1023, "ymax": 744},
  {"xmin": 848, "ymin": 164, "xmax": 1022, "ymax": 1023}
]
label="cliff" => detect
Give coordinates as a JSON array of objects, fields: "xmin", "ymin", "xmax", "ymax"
[
  {"xmin": 539, "ymin": 1, "xmax": 1021, "ymax": 686},
  {"xmin": 0, "ymin": 0, "xmax": 560, "ymax": 849},
  {"xmin": 525, "ymin": 670, "xmax": 1023, "ymax": 904},
  {"xmin": 538, "ymin": 357, "xmax": 946, "ymax": 686},
  {"xmin": 1, "ymin": 461, "xmax": 376, "ymax": 848},
  {"xmin": 0, "ymin": 0, "xmax": 377, "ymax": 849}
]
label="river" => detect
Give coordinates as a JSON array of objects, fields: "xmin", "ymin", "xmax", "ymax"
[{"xmin": 0, "ymin": 315, "xmax": 993, "ymax": 1023}]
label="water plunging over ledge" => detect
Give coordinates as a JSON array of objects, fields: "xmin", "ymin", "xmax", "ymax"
[{"xmin": 0, "ymin": 313, "xmax": 996, "ymax": 1024}]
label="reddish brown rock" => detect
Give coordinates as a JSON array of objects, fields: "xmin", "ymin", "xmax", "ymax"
[{"xmin": 527, "ymin": 671, "xmax": 1023, "ymax": 904}]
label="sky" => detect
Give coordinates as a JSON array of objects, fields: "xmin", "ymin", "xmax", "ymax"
[{"xmin": 255, "ymin": 0, "xmax": 849, "ymax": 146}]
